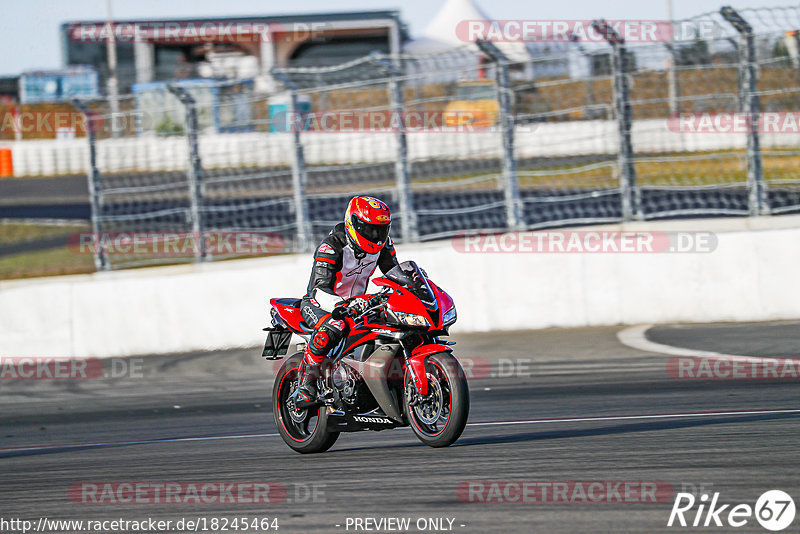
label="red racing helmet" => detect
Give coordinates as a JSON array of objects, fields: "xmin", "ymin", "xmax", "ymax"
[{"xmin": 344, "ymin": 196, "xmax": 392, "ymax": 254}]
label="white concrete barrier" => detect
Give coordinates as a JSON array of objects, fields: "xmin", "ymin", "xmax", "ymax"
[
  {"xmin": 8, "ymin": 118, "xmax": 798, "ymax": 176},
  {"xmin": 1, "ymin": 216, "xmax": 800, "ymax": 358}
]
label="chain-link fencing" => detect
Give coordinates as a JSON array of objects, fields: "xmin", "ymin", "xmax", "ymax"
[{"xmin": 69, "ymin": 5, "xmax": 800, "ymax": 270}]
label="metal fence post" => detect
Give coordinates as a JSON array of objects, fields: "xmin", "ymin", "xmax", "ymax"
[
  {"xmin": 168, "ymin": 85, "xmax": 207, "ymax": 261},
  {"xmin": 665, "ymin": 0, "xmax": 679, "ymax": 116},
  {"xmin": 371, "ymin": 54, "xmax": 417, "ymax": 242},
  {"xmin": 720, "ymin": 6, "xmax": 767, "ymax": 216},
  {"xmin": 72, "ymin": 99, "xmax": 109, "ymax": 271},
  {"xmin": 665, "ymin": 42, "xmax": 680, "ymax": 116},
  {"xmin": 476, "ymin": 41, "xmax": 524, "ymax": 231},
  {"xmin": 592, "ymin": 21, "xmax": 640, "ymax": 221},
  {"xmin": 272, "ymin": 71, "xmax": 312, "ymax": 252}
]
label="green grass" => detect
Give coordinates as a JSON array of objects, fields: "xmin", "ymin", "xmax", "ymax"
[
  {"xmin": 0, "ymin": 246, "xmax": 95, "ymax": 280},
  {"xmin": 0, "ymin": 221, "xmax": 89, "ymax": 246},
  {"xmin": 408, "ymin": 149, "xmax": 800, "ymax": 190},
  {"xmin": 0, "ymin": 221, "xmax": 92, "ymax": 280}
]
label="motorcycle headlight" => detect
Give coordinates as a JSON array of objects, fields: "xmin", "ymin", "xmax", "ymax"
[
  {"xmin": 393, "ymin": 311, "xmax": 430, "ymax": 327},
  {"xmin": 442, "ymin": 306, "xmax": 457, "ymax": 326}
]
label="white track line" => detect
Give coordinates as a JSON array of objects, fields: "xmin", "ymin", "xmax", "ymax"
[
  {"xmin": 616, "ymin": 324, "xmax": 759, "ymax": 360},
  {"xmin": 466, "ymin": 408, "xmax": 800, "ymax": 427},
  {"xmin": 2, "ymin": 409, "xmax": 798, "ymax": 455},
  {"xmin": 0, "ymin": 432, "xmax": 280, "ymax": 454}
]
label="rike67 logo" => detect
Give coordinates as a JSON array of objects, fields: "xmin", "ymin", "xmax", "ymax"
[{"xmin": 668, "ymin": 490, "xmax": 796, "ymax": 531}]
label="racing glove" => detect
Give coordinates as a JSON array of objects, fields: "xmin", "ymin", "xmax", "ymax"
[
  {"xmin": 347, "ymin": 298, "xmax": 369, "ymax": 316},
  {"xmin": 332, "ymin": 298, "xmax": 368, "ymax": 319}
]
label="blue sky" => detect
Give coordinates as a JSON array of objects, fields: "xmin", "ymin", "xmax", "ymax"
[{"xmin": 0, "ymin": 0, "xmax": 782, "ymax": 76}]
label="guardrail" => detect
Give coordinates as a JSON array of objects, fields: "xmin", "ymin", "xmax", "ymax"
[{"xmin": 1, "ymin": 215, "xmax": 799, "ymax": 358}]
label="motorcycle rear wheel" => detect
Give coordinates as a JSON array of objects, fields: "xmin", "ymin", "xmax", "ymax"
[{"xmin": 272, "ymin": 353, "xmax": 339, "ymax": 454}]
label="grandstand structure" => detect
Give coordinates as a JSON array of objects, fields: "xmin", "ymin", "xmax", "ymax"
[{"xmin": 60, "ymin": 10, "xmax": 408, "ymax": 93}]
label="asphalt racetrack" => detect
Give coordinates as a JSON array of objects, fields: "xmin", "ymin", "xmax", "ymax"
[{"xmin": 1, "ymin": 323, "xmax": 799, "ymax": 533}]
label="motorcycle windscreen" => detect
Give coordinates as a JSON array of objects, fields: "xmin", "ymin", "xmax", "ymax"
[{"xmin": 384, "ymin": 261, "xmax": 437, "ymax": 309}]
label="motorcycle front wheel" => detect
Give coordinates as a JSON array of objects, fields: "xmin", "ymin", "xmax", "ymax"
[
  {"xmin": 404, "ymin": 352, "xmax": 470, "ymax": 448},
  {"xmin": 272, "ymin": 353, "xmax": 339, "ymax": 454}
]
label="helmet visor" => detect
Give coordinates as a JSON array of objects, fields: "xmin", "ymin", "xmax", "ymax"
[{"xmin": 352, "ymin": 214, "xmax": 390, "ymax": 246}]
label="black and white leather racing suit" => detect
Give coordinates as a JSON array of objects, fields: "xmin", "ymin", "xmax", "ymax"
[{"xmin": 300, "ymin": 222, "xmax": 399, "ymax": 366}]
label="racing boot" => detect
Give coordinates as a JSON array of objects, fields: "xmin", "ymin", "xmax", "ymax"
[{"xmin": 294, "ymin": 358, "xmax": 321, "ymax": 409}]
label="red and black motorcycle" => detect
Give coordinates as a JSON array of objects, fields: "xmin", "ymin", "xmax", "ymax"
[{"xmin": 263, "ymin": 261, "xmax": 469, "ymax": 454}]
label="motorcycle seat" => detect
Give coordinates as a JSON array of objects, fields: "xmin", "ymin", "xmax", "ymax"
[{"xmin": 274, "ymin": 297, "xmax": 314, "ymax": 333}]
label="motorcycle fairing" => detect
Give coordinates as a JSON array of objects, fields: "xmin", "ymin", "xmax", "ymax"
[
  {"xmin": 341, "ymin": 318, "xmax": 400, "ymax": 354},
  {"xmin": 374, "ymin": 276, "xmax": 455, "ymax": 330},
  {"xmin": 407, "ymin": 343, "xmax": 453, "ymax": 395},
  {"xmin": 270, "ymin": 297, "xmax": 311, "ymax": 335},
  {"xmin": 339, "ymin": 344, "xmax": 404, "ymax": 423}
]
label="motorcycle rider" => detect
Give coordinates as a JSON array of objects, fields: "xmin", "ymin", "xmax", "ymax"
[{"xmin": 294, "ymin": 196, "xmax": 399, "ymax": 408}]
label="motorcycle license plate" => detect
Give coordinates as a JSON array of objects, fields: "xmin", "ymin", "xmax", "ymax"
[{"xmin": 262, "ymin": 328, "xmax": 292, "ymax": 359}]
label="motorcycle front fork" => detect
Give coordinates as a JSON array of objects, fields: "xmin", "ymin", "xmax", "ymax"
[{"xmin": 399, "ymin": 338, "xmax": 426, "ymax": 405}]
